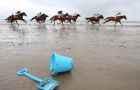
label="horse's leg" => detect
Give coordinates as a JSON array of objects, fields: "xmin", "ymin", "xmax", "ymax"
[
  {"xmin": 68, "ymin": 19, "xmax": 71, "ymax": 23},
  {"xmin": 91, "ymin": 21, "xmax": 95, "ymax": 25},
  {"xmin": 37, "ymin": 21, "xmax": 39, "ymax": 23},
  {"xmin": 57, "ymin": 21, "xmax": 62, "ymax": 24},
  {"xmin": 86, "ymin": 20, "xmax": 90, "ymax": 24},
  {"xmin": 114, "ymin": 22, "xmax": 118, "ymax": 27},
  {"xmin": 10, "ymin": 20, "xmax": 14, "ymax": 26},
  {"xmin": 91, "ymin": 21, "xmax": 94, "ymax": 24},
  {"xmin": 22, "ymin": 19, "xmax": 27, "ymax": 24},
  {"xmin": 119, "ymin": 21, "xmax": 123, "ymax": 27},
  {"xmin": 61, "ymin": 21, "xmax": 64, "ymax": 26},
  {"xmin": 69, "ymin": 20, "xmax": 72, "ymax": 24},
  {"xmin": 15, "ymin": 20, "xmax": 20, "ymax": 25},
  {"xmin": 90, "ymin": 20, "xmax": 93, "ymax": 24},
  {"xmin": 53, "ymin": 20, "xmax": 55, "ymax": 26},
  {"xmin": 103, "ymin": 20, "xmax": 109, "ymax": 24},
  {"xmin": 97, "ymin": 21, "xmax": 100, "ymax": 26},
  {"xmin": 64, "ymin": 19, "xmax": 67, "ymax": 23},
  {"xmin": 72, "ymin": 20, "xmax": 75, "ymax": 24},
  {"xmin": 74, "ymin": 20, "xmax": 76, "ymax": 24}
]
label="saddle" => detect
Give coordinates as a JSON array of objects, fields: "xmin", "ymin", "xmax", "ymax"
[
  {"xmin": 37, "ymin": 16, "xmax": 41, "ymax": 19},
  {"xmin": 94, "ymin": 16, "xmax": 98, "ymax": 19},
  {"xmin": 91, "ymin": 16, "xmax": 97, "ymax": 20},
  {"xmin": 72, "ymin": 16, "xmax": 76, "ymax": 19},
  {"xmin": 12, "ymin": 15, "xmax": 19, "ymax": 19},
  {"xmin": 114, "ymin": 16, "xmax": 117, "ymax": 20},
  {"xmin": 58, "ymin": 15, "xmax": 63, "ymax": 19}
]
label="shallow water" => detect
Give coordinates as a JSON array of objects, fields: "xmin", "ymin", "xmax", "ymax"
[{"xmin": 0, "ymin": 21, "xmax": 140, "ymax": 90}]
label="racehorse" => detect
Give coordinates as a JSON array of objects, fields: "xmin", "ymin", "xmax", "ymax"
[
  {"xmin": 50, "ymin": 13, "xmax": 69, "ymax": 26},
  {"xmin": 30, "ymin": 14, "xmax": 48, "ymax": 23},
  {"xmin": 5, "ymin": 12, "xmax": 27, "ymax": 25},
  {"xmin": 66, "ymin": 14, "xmax": 81, "ymax": 24},
  {"xmin": 85, "ymin": 15, "xmax": 104, "ymax": 25},
  {"xmin": 103, "ymin": 15, "xmax": 127, "ymax": 27}
]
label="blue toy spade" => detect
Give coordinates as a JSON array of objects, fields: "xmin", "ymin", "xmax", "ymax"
[{"xmin": 17, "ymin": 68, "xmax": 59, "ymax": 90}]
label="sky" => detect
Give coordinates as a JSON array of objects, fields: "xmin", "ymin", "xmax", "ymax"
[{"xmin": 0, "ymin": 0, "xmax": 140, "ymax": 21}]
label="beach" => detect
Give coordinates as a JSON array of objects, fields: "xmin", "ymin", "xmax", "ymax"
[{"xmin": 0, "ymin": 21, "xmax": 140, "ymax": 90}]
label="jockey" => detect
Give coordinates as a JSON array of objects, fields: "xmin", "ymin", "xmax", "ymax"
[
  {"xmin": 115, "ymin": 11, "xmax": 122, "ymax": 20},
  {"xmin": 16, "ymin": 11, "xmax": 21, "ymax": 16},
  {"xmin": 65, "ymin": 12, "xmax": 69, "ymax": 15},
  {"xmin": 93, "ymin": 13, "xmax": 100, "ymax": 19},
  {"xmin": 37, "ymin": 12, "xmax": 42, "ymax": 18},
  {"xmin": 115, "ymin": 12, "xmax": 122, "ymax": 16},
  {"xmin": 58, "ymin": 10, "xmax": 63, "ymax": 14},
  {"xmin": 94, "ymin": 13, "xmax": 100, "ymax": 17},
  {"xmin": 58, "ymin": 10, "xmax": 63, "ymax": 17},
  {"xmin": 73, "ymin": 13, "xmax": 77, "ymax": 16}
]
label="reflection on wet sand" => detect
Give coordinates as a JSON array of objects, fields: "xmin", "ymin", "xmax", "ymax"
[
  {"xmin": 9, "ymin": 25, "xmax": 19, "ymax": 31},
  {"xmin": 36, "ymin": 24, "xmax": 48, "ymax": 30},
  {"xmin": 86, "ymin": 25, "xmax": 100, "ymax": 30}
]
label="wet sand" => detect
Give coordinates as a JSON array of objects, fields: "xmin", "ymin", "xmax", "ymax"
[{"xmin": 0, "ymin": 22, "xmax": 140, "ymax": 90}]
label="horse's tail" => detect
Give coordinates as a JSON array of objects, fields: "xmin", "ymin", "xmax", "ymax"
[
  {"xmin": 30, "ymin": 19, "xmax": 33, "ymax": 21},
  {"xmin": 5, "ymin": 17, "xmax": 11, "ymax": 22},
  {"xmin": 30, "ymin": 17, "xmax": 35, "ymax": 21},
  {"xmin": 50, "ymin": 17, "xmax": 53, "ymax": 20},
  {"xmin": 50, "ymin": 17, "xmax": 54, "ymax": 23},
  {"xmin": 5, "ymin": 16, "xmax": 11, "ymax": 20}
]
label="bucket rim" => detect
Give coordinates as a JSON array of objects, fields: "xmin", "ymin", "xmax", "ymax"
[{"xmin": 50, "ymin": 52, "xmax": 58, "ymax": 74}]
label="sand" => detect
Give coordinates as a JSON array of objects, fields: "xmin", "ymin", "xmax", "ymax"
[{"xmin": 0, "ymin": 21, "xmax": 140, "ymax": 90}]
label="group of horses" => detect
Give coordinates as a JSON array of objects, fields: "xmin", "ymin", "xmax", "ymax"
[
  {"xmin": 5, "ymin": 12, "xmax": 81, "ymax": 26},
  {"xmin": 85, "ymin": 15, "xmax": 127, "ymax": 27},
  {"xmin": 5, "ymin": 12, "xmax": 127, "ymax": 27}
]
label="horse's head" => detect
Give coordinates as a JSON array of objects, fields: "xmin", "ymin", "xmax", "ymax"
[
  {"xmin": 76, "ymin": 14, "xmax": 81, "ymax": 17},
  {"xmin": 45, "ymin": 15, "xmax": 49, "ymax": 17},
  {"xmin": 98, "ymin": 15, "xmax": 104, "ymax": 19},
  {"xmin": 41, "ymin": 14, "xmax": 49, "ymax": 18},
  {"xmin": 20, "ymin": 12, "xmax": 27, "ymax": 17},
  {"xmin": 122, "ymin": 15, "xmax": 127, "ymax": 20}
]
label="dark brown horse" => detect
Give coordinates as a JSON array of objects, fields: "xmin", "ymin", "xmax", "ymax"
[
  {"xmin": 5, "ymin": 12, "xmax": 27, "ymax": 25},
  {"xmin": 103, "ymin": 15, "xmax": 127, "ymax": 27},
  {"xmin": 66, "ymin": 14, "xmax": 81, "ymax": 24},
  {"xmin": 50, "ymin": 13, "xmax": 69, "ymax": 26},
  {"xmin": 30, "ymin": 14, "xmax": 48, "ymax": 23},
  {"xmin": 85, "ymin": 15, "xmax": 104, "ymax": 25}
]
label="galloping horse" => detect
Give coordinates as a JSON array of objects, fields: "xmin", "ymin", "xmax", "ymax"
[
  {"xmin": 5, "ymin": 12, "xmax": 27, "ymax": 25},
  {"xmin": 66, "ymin": 14, "xmax": 81, "ymax": 24},
  {"xmin": 30, "ymin": 14, "xmax": 48, "ymax": 23},
  {"xmin": 103, "ymin": 15, "xmax": 127, "ymax": 27},
  {"xmin": 85, "ymin": 15, "xmax": 104, "ymax": 25},
  {"xmin": 50, "ymin": 13, "xmax": 68, "ymax": 26}
]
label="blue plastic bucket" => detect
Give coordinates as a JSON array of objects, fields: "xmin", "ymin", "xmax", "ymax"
[{"xmin": 50, "ymin": 52, "xmax": 73, "ymax": 75}]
